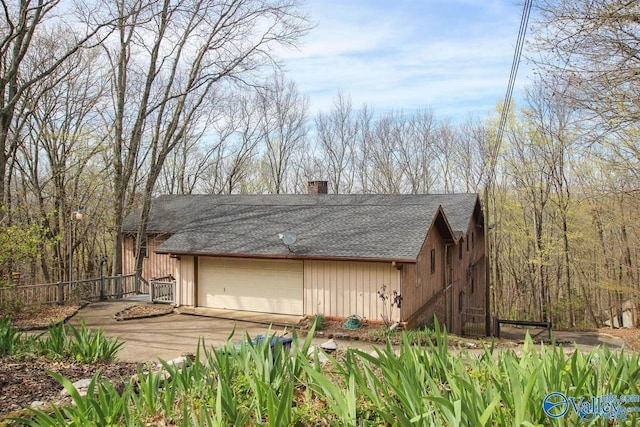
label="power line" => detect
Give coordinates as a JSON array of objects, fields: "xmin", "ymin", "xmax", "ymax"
[
  {"xmin": 485, "ymin": 0, "xmax": 533, "ymax": 334},
  {"xmin": 490, "ymin": 0, "xmax": 533, "ymax": 181}
]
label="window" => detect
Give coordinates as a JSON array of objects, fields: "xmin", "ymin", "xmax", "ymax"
[
  {"xmin": 466, "ymin": 235, "xmax": 469, "ymax": 252},
  {"xmin": 458, "ymin": 242, "xmax": 463, "ymax": 260},
  {"xmin": 140, "ymin": 235, "xmax": 149, "ymax": 258},
  {"xmin": 471, "ymin": 232, "xmax": 475, "ymax": 249},
  {"xmin": 471, "ymin": 278, "xmax": 475, "ymax": 294},
  {"xmin": 430, "ymin": 249, "xmax": 436, "ymax": 274}
]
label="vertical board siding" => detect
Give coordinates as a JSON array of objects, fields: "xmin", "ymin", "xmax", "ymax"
[
  {"xmin": 402, "ymin": 227, "xmax": 445, "ymax": 320},
  {"xmin": 122, "ymin": 234, "xmax": 176, "ymax": 281},
  {"xmin": 122, "ymin": 237, "xmax": 135, "ymax": 276},
  {"xmin": 304, "ymin": 260, "xmax": 399, "ymax": 322},
  {"xmin": 176, "ymin": 256, "xmax": 194, "ymax": 307},
  {"xmin": 402, "ymin": 212, "xmax": 487, "ymax": 334}
]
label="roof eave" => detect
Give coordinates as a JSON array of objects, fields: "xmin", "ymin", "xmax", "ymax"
[{"xmin": 154, "ymin": 249, "xmax": 418, "ymax": 264}]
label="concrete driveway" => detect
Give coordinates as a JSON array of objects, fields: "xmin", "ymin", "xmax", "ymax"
[
  {"xmin": 68, "ymin": 301, "xmax": 627, "ymax": 363},
  {"xmin": 68, "ymin": 301, "xmax": 297, "ymax": 363}
]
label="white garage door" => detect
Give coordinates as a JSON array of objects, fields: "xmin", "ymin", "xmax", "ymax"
[{"xmin": 198, "ymin": 257, "xmax": 303, "ymax": 315}]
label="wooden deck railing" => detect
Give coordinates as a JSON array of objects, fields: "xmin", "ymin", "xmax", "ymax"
[
  {"xmin": 150, "ymin": 280, "xmax": 175, "ymax": 304},
  {"xmin": 0, "ymin": 274, "xmax": 139, "ymax": 307}
]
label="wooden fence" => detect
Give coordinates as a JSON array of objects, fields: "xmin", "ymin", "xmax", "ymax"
[
  {"xmin": 0, "ymin": 274, "xmax": 140, "ymax": 307},
  {"xmin": 462, "ymin": 306, "xmax": 487, "ymax": 337}
]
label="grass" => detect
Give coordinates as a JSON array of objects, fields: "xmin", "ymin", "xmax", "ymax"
[{"xmin": 7, "ymin": 319, "xmax": 640, "ymax": 426}]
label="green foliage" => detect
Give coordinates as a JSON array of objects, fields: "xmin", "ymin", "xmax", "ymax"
[
  {"xmin": 66, "ymin": 320, "xmax": 124, "ymax": 363},
  {"xmin": 0, "ymin": 217, "xmax": 44, "ymax": 273},
  {"xmin": 312, "ymin": 313, "xmax": 324, "ymax": 331},
  {"xmin": 0, "ymin": 318, "xmax": 122, "ymax": 363},
  {"xmin": 0, "ymin": 287, "xmax": 26, "ymax": 316},
  {"xmin": 9, "ymin": 322, "xmax": 640, "ymax": 426},
  {"xmin": 12, "ymin": 371, "xmax": 133, "ymax": 426},
  {"xmin": 0, "ymin": 317, "xmax": 21, "ymax": 356}
]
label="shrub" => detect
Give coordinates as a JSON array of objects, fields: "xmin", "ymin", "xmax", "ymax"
[
  {"xmin": 67, "ymin": 320, "xmax": 124, "ymax": 363},
  {"xmin": 0, "ymin": 317, "xmax": 21, "ymax": 356},
  {"xmin": 312, "ymin": 313, "xmax": 324, "ymax": 331}
]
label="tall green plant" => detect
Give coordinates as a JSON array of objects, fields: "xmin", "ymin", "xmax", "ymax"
[
  {"xmin": 11, "ymin": 324, "xmax": 640, "ymax": 426},
  {"xmin": 0, "ymin": 316, "xmax": 20, "ymax": 356},
  {"xmin": 67, "ymin": 320, "xmax": 124, "ymax": 363}
]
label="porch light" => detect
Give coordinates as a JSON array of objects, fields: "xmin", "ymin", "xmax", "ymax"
[{"xmin": 68, "ymin": 209, "xmax": 84, "ymax": 301}]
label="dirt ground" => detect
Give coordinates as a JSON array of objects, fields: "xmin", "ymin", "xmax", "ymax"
[{"xmin": 1, "ymin": 303, "xmax": 638, "ymax": 420}]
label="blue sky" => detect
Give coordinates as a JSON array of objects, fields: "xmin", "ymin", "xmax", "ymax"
[{"xmin": 279, "ymin": 0, "xmax": 534, "ymax": 121}]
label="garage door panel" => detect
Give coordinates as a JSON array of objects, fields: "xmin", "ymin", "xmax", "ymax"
[{"xmin": 199, "ymin": 257, "xmax": 303, "ymax": 315}]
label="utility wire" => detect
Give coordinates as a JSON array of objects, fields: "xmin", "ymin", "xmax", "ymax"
[
  {"xmin": 490, "ymin": 0, "xmax": 533, "ymax": 182},
  {"xmin": 485, "ymin": 0, "xmax": 533, "ymax": 330}
]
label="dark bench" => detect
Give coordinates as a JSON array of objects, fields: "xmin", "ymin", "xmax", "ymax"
[{"xmin": 495, "ymin": 319, "xmax": 552, "ymax": 340}]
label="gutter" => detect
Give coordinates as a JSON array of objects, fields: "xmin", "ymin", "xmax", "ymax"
[{"xmin": 155, "ymin": 250, "xmax": 418, "ymax": 264}]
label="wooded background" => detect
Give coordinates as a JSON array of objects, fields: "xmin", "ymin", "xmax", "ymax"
[{"xmin": 1, "ymin": 0, "xmax": 638, "ymax": 328}]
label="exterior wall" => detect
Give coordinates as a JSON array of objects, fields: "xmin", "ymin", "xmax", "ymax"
[
  {"xmin": 122, "ymin": 234, "xmax": 176, "ymax": 281},
  {"xmin": 403, "ymin": 210, "xmax": 486, "ymax": 335},
  {"xmin": 175, "ymin": 255, "xmax": 195, "ymax": 306},
  {"xmin": 401, "ymin": 226, "xmax": 448, "ymax": 327},
  {"xmin": 304, "ymin": 260, "xmax": 400, "ymax": 323},
  {"xmin": 448, "ymin": 214, "xmax": 486, "ymax": 335},
  {"xmin": 462, "ymin": 216, "xmax": 486, "ymax": 333}
]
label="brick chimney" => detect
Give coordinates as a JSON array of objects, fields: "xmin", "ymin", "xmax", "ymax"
[{"xmin": 307, "ymin": 180, "xmax": 328, "ymax": 195}]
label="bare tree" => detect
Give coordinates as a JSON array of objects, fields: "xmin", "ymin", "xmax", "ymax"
[
  {"xmin": 454, "ymin": 115, "xmax": 492, "ymax": 193},
  {"xmin": 257, "ymin": 73, "xmax": 308, "ymax": 194},
  {"xmin": 315, "ymin": 92, "xmax": 358, "ymax": 193},
  {"xmin": 524, "ymin": 82, "xmax": 581, "ymax": 326},
  {"xmin": 100, "ymin": 0, "xmax": 311, "ymax": 275},
  {"xmin": 404, "ymin": 109, "xmax": 439, "ymax": 194},
  {"xmin": 368, "ymin": 112, "xmax": 405, "ymax": 193},
  {"xmin": 531, "ymin": 0, "xmax": 640, "ymax": 131},
  {"xmin": 354, "ymin": 104, "xmax": 374, "ymax": 193},
  {"xmin": 12, "ymin": 38, "xmax": 107, "ymax": 283},
  {"xmin": 503, "ymin": 105, "xmax": 554, "ymax": 323},
  {"xmin": 203, "ymin": 93, "xmax": 263, "ymax": 194},
  {"xmin": 0, "ymin": 0, "xmax": 113, "ymax": 206}
]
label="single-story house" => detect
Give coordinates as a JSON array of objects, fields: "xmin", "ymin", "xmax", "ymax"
[{"xmin": 122, "ymin": 181, "xmax": 487, "ymax": 334}]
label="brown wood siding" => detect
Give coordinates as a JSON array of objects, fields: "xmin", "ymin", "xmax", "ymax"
[
  {"xmin": 401, "ymin": 227, "xmax": 447, "ymax": 324},
  {"xmin": 122, "ymin": 234, "xmax": 176, "ymax": 281},
  {"xmin": 122, "ymin": 236, "xmax": 135, "ymax": 276},
  {"xmin": 304, "ymin": 260, "xmax": 400, "ymax": 322},
  {"xmin": 403, "ymin": 208, "xmax": 486, "ymax": 334},
  {"xmin": 450, "ymin": 214, "xmax": 486, "ymax": 334},
  {"xmin": 465, "ymin": 215, "xmax": 486, "ymax": 324}
]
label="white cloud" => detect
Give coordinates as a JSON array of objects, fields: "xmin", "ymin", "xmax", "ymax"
[{"xmin": 279, "ymin": 0, "xmax": 534, "ymax": 120}]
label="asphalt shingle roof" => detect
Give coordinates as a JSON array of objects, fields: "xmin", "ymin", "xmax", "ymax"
[{"xmin": 122, "ymin": 194, "xmax": 480, "ymax": 261}]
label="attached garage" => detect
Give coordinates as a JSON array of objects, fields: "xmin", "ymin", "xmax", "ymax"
[
  {"xmin": 198, "ymin": 257, "xmax": 304, "ymax": 316},
  {"xmin": 124, "ymin": 184, "xmax": 486, "ymax": 334}
]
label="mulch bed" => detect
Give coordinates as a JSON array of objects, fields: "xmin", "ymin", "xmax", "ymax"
[
  {"xmin": 0, "ymin": 356, "xmax": 142, "ymax": 420},
  {"xmin": 3, "ymin": 303, "xmax": 84, "ymax": 330},
  {"xmin": 0, "ymin": 302, "xmax": 173, "ymax": 421},
  {"xmin": 114, "ymin": 303, "xmax": 175, "ymax": 321}
]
